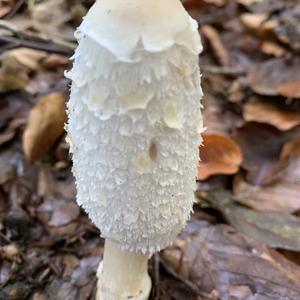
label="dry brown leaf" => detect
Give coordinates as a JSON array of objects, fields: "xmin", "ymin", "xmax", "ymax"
[
  {"xmin": 233, "ymin": 175, "xmax": 300, "ymax": 213},
  {"xmin": 23, "ymin": 92, "xmax": 67, "ymax": 162},
  {"xmin": 163, "ymin": 220, "xmax": 300, "ymax": 299},
  {"xmin": 199, "ymin": 190, "xmax": 300, "ymax": 251},
  {"xmin": 240, "ymin": 13, "xmax": 266, "ymax": 30},
  {"xmin": 0, "ymin": 5, "xmax": 11, "ymax": 18},
  {"xmin": 243, "ymin": 99, "xmax": 300, "ymax": 131},
  {"xmin": 202, "ymin": 92, "xmax": 244, "ymax": 133},
  {"xmin": 201, "ymin": 25, "xmax": 229, "ymax": 66},
  {"xmin": 0, "ymin": 56, "xmax": 29, "ymax": 93},
  {"xmin": 0, "ymin": 244, "xmax": 21, "ymax": 263},
  {"xmin": 233, "ymin": 122, "xmax": 290, "ymax": 185},
  {"xmin": 249, "ymin": 57, "xmax": 300, "ymax": 97},
  {"xmin": 8, "ymin": 48, "xmax": 47, "ymax": 71},
  {"xmin": 49, "ymin": 201, "xmax": 80, "ymax": 227},
  {"xmin": 29, "ymin": 0, "xmax": 74, "ymax": 43},
  {"xmin": 41, "ymin": 54, "xmax": 69, "ymax": 70},
  {"xmin": 278, "ymin": 138, "xmax": 300, "ymax": 183},
  {"xmin": 240, "ymin": 13, "xmax": 277, "ymax": 37},
  {"xmin": 238, "ymin": 0, "xmax": 262, "ymax": 6},
  {"xmin": 204, "ymin": 0, "xmax": 227, "ymax": 6},
  {"xmin": 261, "ymin": 41, "xmax": 288, "ymax": 57},
  {"xmin": 197, "ymin": 133, "xmax": 243, "ymax": 181},
  {"xmin": 278, "ymin": 81, "xmax": 300, "ymax": 99}
]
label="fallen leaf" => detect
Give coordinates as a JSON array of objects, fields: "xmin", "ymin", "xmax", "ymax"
[
  {"xmin": 23, "ymin": 92, "xmax": 67, "ymax": 162},
  {"xmin": 8, "ymin": 48, "xmax": 47, "ymax": 71},
  {"xmin": 41, "ymin": 54, "xmax": 69, "ymax": 70},
  {"xmin": 233, "ymin": 122, "xmax": 290, "ymax": 185},
  {"xmin": 0, "ymin": 130, "xmax": 15, "ymax": 147},
  {"xmin": 243, "ymin": 99, "xmax": 300, "ymax": 131},
  {"xmin": 29, "ymin": 0, "xmax": 75, "ymax": 44},
  {"xmin": 238, "ymin": 0, "xmax": 262, "ymax": 6},
  {"xmin": 163, "ymin": 219, "xmax": 300, "ymax": 299},
  {"xmin": 0, "ymin": 118, "xmax": 27, "ymax": 147},
  {"xmin": 240, "ymin": 13, "xmax": 267, "ymax": 31},
  {"xmin": 261, "ymin": 41, "xmax": 288, "ymax": 57},
  {"xmin": 49, "ymin": 201, "xmax": 80, "ymax": 227},
  {"xmin": 0, "ymin": 5, "xmax": 11, "ymax": 18},
  {"xmin": 278, "ymin": 81, "xmax": 300, "ymax": 99},
  {"xmin": 38, "ymin": 198, "xmax": 80, "ymax": 228},
  {"xmin": 240, "ymin": 13, "xmax": 277, "ymax": 37},
  {"xmin": 233, "ymin": 175, "xmax": 300, "ymax": 213},
  {"xmin": 199, "ymin": 190, "xmax": 300, "ymax": 251},
  {"xmin": 204, "ymin": 0, "xmax": 228, "ymax": 7},
  {"xmin": 197, "ymin": 133, "xmax": 243, "ymax": 181},
  {"xmin": 202, "ymin": 93, "xmax": 244, "ymax": 133},
  {"xmin": 249, "ymin": 57, "xmax": 300, "ymax": 97},
  {"xmin": 275, "ymin": 5, "xmax": 300, "ymax": 52},
  {"xmin": 54, "ymin": 254, "xmax": 80, "ymax": 277},
  {"xmin": 277, "ymin": 138, "xmax": 300, "ymax": 183},
  {"xmin": 201, "ymin": 25, "xmax": 229, "ymax": 66},
  {"xmin": 0, "ymin": 244, "xmax": 21, "ymax": 263},
  {"xmin": 0, "ymin": 56, "xmax": 29, "ymax": 93}
]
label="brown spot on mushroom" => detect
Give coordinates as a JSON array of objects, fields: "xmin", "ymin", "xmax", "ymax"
[{"xmin": 149, "ymin": 140, "xmax": 157, "ymax": 161}]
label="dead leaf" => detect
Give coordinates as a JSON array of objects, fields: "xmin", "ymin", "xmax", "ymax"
[
  {"xmin": 0, "ymin": 56, "xmax": 29, "ymax": 93},
  {"xmin": 278, "ymin": 81, "xmax": 300, "ymax": 99},
  {"xmin": 202, "ymin": 93, "xmax": 244, "ymax": 133},
  {"xmin": 233, "ymin": 175, "xmax": 300, "ymax": 213},
  {"xmin": 41, "ymin": 54, "xmax": 69, "ymax": 70},
  {"xmin": 197, "ymin": 133, "xmax": 243, "ymax": 181},
  {"xmin": 204, "ymin": 0, "xmax": 228, "ymax": 7},
  {"xmin": 8, "ymin": 48, "xmax": 47, "ymax": 71},
  {"xmin": 38, "ymin": 199, "xmax": 80, "ymax": 228},
  {"xmin": 163, "ymin": 219, "xmax": 300, "ymax": 299},
  {"xmin": 201, "ymin": 25, "xmax": 229, "ymax": 66},
  {"xmin": 240, "ymin": 13, "xmax": 277, "ymax": 37},
  {"xmin": 238, "ymin": 0, "xmax": 262, "ymax": 6},
  {"xmin": 233, "ymin": 122, "xmax": 290, "ymax": 185},
  {"xmin": 277, "ymin": 138, "xmax": 300, "ymax": 183},
  {"xmin": 0, "ymin": 130, "xmax": 15, "ymax": 147},
  {"xmin": 29, "ymin": 0, "xmax": 75, "ymax": 44},
  {"xmin": 0, "ymin": 5, "xmax": 11, "ymax": 18},
  {"xmin": 48, "ymin": 201, "xmax": 80, "ymax": 227},
  {"xmin": 261, "ymin": 41, "xmax": 288, "ymax": 57},
  {"xmin": 0, "ymin": 244, "xmax": 21, "ymax": 263},
  {"xmin": 23, "ymin": 92, "xmax": 67, "ymax": 162},
  {"xmin": 249, "ymin": 57, "xmax": 300, "ymax": 97},
  {"xmin": 0, "ymin": 118, "xmax": 27, "ymax": 147},
  {"xmin": 240, "ymin": 13, "xmax": 267, "ymax": 30},
  {"xmin": 275, "ymin": 5, "xmax": 300, "ymax": 52},
  {"xmin": 199, "ymin": 190, "xmax": 300, "ymax": 251},
  {"xmin": 243, "ymin": 99, "xmax": 300, "ymax": 131}
]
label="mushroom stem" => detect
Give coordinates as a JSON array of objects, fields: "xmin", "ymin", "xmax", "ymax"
[{"xmin": 97, "ymin": 240, "xmax": 152, "ymax": 300}]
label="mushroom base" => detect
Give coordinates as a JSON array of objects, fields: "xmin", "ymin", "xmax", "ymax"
[{"xmin": 96, "ymin": 240, "xmax": 152, "ymax": 300}]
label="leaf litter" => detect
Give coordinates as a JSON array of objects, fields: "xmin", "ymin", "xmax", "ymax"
[{"xmin": 0, "ymin": 0, "xmax": 300, "ymax": 299}]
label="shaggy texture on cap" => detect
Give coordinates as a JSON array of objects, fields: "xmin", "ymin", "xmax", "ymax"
[{"xmin": 66, "ymin": 0, "xmax": 203, "ymax": 253}]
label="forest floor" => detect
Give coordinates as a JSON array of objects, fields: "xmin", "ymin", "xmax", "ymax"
[{"xmin": 0, "ymin": 0, "xmax": 300, "ymax": 299}]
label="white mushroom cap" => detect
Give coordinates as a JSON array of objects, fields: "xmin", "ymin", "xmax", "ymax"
[
  {"xmin": 66, "ymin": 0, "xmax": 203, "ymax": 253},
  {"xmin": 78, "ymin": 0, "xmax": 202, "ymax": 61}
]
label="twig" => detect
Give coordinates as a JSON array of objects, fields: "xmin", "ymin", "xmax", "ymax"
[
  {"xmin": 0, "ymin": 21, "xmax": 74, "ymax": 55},
  {"xmin": 0, "ymin": 35, "xmax": 73, "ymax": 55},
  {"xmin": 202, "ymin": 64, "xmax": 246, "ymax": 76}
]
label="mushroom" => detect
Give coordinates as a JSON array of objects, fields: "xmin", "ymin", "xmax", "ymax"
[{"xmin": 65, "ymin": 0, "xmax": 203, "ymax": 299}]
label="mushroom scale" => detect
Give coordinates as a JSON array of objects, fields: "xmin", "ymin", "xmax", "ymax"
[{"xmin": 66, "ymin": 0, "xmax": 203, "ymax": 254}]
